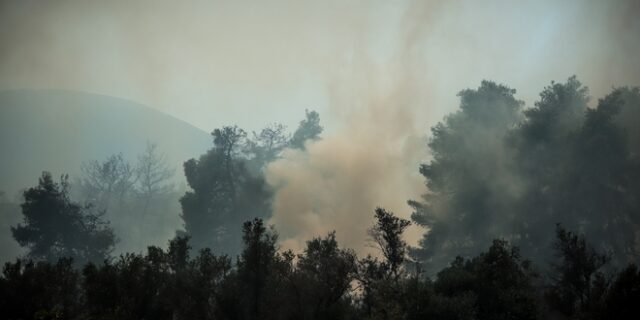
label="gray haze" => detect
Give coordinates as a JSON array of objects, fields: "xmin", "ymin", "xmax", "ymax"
[
  {"xmin": 0, "ymin": 90, "xmax": 211, "ymax": 194},
  {"xmin": 1, "ymin": 0, "xmax": 639, "ymax": 255},
  {"xmin": 0, "ymin": 90, "xmax": 212, "ymax": 262},
  {"xmin": 2, "ymin": 1, "xmax": 638, "ymax": 132}
]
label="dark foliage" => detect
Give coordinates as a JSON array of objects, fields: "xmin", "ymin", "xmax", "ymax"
[
  {"xmin": 180, "ymin": 126, "xmax": 272, "ymax": 253},
  {"xmin": 11, "ymin": 172, "xmax": 115, "ymax": 266},
  {"xmin": 180, "ymin": 110, "xmax": 323, "ymax": 255},
  {"xmin": 2, "ymin": 217, "xmax": 640, "ymax": 319},
  {"xmin": 546, "ymin": 225, "xmax": 610, "ymax": 319},
  {"xmin": 410, "ymin": 80, "xmax": 524, "ymax": 270},
  {"xmin": 411, "ymin": 77, "xmax": 640, "ymax": 271}
]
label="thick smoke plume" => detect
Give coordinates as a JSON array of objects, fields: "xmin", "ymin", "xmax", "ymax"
[
  {"xmin": 265, "ymin": 1, "xmax": 439, "ymax": 255},
  {"xmin": 263, "ymin": 0, "xmax": 640, "ymax": 256}
]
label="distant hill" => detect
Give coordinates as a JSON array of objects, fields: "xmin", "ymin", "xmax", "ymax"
[{"xmin": 0, "ymin": 90, "xmax": 212, "ymax": 196}]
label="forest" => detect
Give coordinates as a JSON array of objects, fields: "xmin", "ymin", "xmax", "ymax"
[{"xmin": 1, "ymin": 77, "xmax": 639, "ymax": 319}]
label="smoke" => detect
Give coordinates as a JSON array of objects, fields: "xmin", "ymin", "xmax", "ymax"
[
  {"xmin": 263, "ymin": 0, "xmax": 640, "ymax": 256},
  {"xmin": 3, "ymin": 1, "xmax": 639, "ymax": 132},
  {"xmin": 265, "ymin": 1, "xmax": 442, "ymax": 255}
]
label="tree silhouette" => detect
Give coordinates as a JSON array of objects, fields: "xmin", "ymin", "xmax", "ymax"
[
  {"xmin": 135, "ymin": 142, "xmax": 175, "ymax": 216},
  {"xmin": 11, "ymin": 172, "xmax": 115, "ymax": 265},
  {"xmin": 180, "ymin": 126, "xmax": 271, "ymax": 253},
  {"xmin": 78, "ymin": 153, "xmax": 137, "ymax": 211},
  {"xmin": 410, "ymin": 80, "xmax": 523, "ymax": 271},
  {"xmin": 293, "ymin": 231, "xmax": 357, "ymax": 318},
  {"xmin": 546, "ymin": 224, "xmax": 610, "ymax": 318},
  {"xmin": 369, "ymin": 207, "xmax": 411, "ymax": 282}
]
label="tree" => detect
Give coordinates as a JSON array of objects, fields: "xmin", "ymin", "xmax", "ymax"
[
  {"xmin": 512, "ymin": 80, "xmax": 639, "ymax": 265},
  {"xmin": 546, "ymin": 225, "xmax": 610, "ymax": 318},
  {"xmin": 433, "ymin": 240, "xmax": 539, "ymax": 320},
  {"xmin": 290, "ymin": 109, "xmax": 323, "ymax": 149},
  {"xmin": 511, "ymin": 77, "xmax": 591, "ymax": 261},
  {"xmin": 356, "ymin": 208, "xmax": 412, "ymax": 319},
  {"xmin": 410, "ymin": 77, "xmax": 640, "ymax": 270},
  {"xmin": 213, "ymin": 126, "xmax": 247, "ymax": 164},
  {"xmin": 293, "ymin": 232, "xmax": 357, "ymax": 319},
  {"xmin": 11, "ymin": 172, "xmax": 115, "ymax": 265},
  {"xmin": 135, "ymin": 142, "xmax": 175, "ymax": 216},
  {"xmin": 369, "ymin": 207, "xmax": 411, "ymax": 282},
  {"xmin": 410, "ymin": 80, "xmax": 524, "ymax": 271},
  {"xmin": 180, "ymin": 126, "xmax": 271, "ymax": 253},
  {"xmin": 236, "ymin": 218, "xmax": 281, "ymax": 319},
  {"xmin": 78, "ymin": 153, "xmax": 137, "ymax": 211},
  {"xmin": 562, "ymin": 90, "xmax": 638, "ymax": 265}
]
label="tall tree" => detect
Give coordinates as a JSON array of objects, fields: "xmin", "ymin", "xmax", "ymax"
[
  {"xmin": 563, "ymin": 90, "xmax": 638, "ymax": 264},
  {"xmin": 236, "ymin": 218, "xmax": 282, "ymax": 320},
  {"xmin": 510, "ymin": 76, "xmax": 591, "ymax": 260},
  {"xmin": 546, "ymin": 225, "xmax": 610, "ymax": 318},
  {"xmin": 369, "ymin": 207, "xmax": 411, "ymax": 282},
  {"xmin": 78, "ymin": 153, "xmax": 137, "ymax": 211},
  {"xmin": 180, "ymin": 126, "xmax": 271, "ymax": 253},
  {"xmin": 11, "ymin": 172, "xmax": 115, "ymax": 265},
  {"xmin": 135, "ymin": 142, "xmax": 175, "ymax": 216},
  {"xmin": 512, "ymin": 79, "xmax": 639, "ymax": 264},
  {"xmin": 410, "ymin": 81, "xmax": 524, "ymax": 271},
  {"xmin": 357, "ymin": 208, "xmax": 412, "ymax": 319}
]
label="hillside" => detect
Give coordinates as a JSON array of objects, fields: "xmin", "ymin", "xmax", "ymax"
[{"xmin": 0, "ymin": 90, "xmax": 212, "ymax": 196}]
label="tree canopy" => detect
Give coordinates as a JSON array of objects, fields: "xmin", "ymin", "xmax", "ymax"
[{"xmin": 410, "ymin": 77, "xmax": 640, "ymax": 271}]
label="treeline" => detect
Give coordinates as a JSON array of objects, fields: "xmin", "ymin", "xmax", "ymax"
[
  {"xmin": 8, "ymin": 76, "xmax": 638, "ymax": 269},
  {"xmin": 2, "ymin": 76, "xmax": 640, "ymax": 319},
  {"xmin": 2, "ymin": 210, "xmax": 639, "ymax": 320}
]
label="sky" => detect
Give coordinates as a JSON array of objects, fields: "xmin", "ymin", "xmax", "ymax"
[
  {"xmin": 1, "ymin": 0, "xmax": 639, "ymax": 254},
  {"xmin": 2, "ymin": 0, "xmax": 638, "ymax": 133}
]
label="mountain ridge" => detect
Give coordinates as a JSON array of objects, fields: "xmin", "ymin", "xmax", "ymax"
[{"xmin": 0, "ymin": 89, "xmax": 212, "ymax": 195}]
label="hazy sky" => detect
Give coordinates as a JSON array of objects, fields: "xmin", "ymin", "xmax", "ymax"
[
  {"xmin": 1, "ymin": 0, "xmax": 639, "ymax": 253},
  {"xmin": 1, "ymin": 0, "xmax": 638, "ymax": 133}
]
